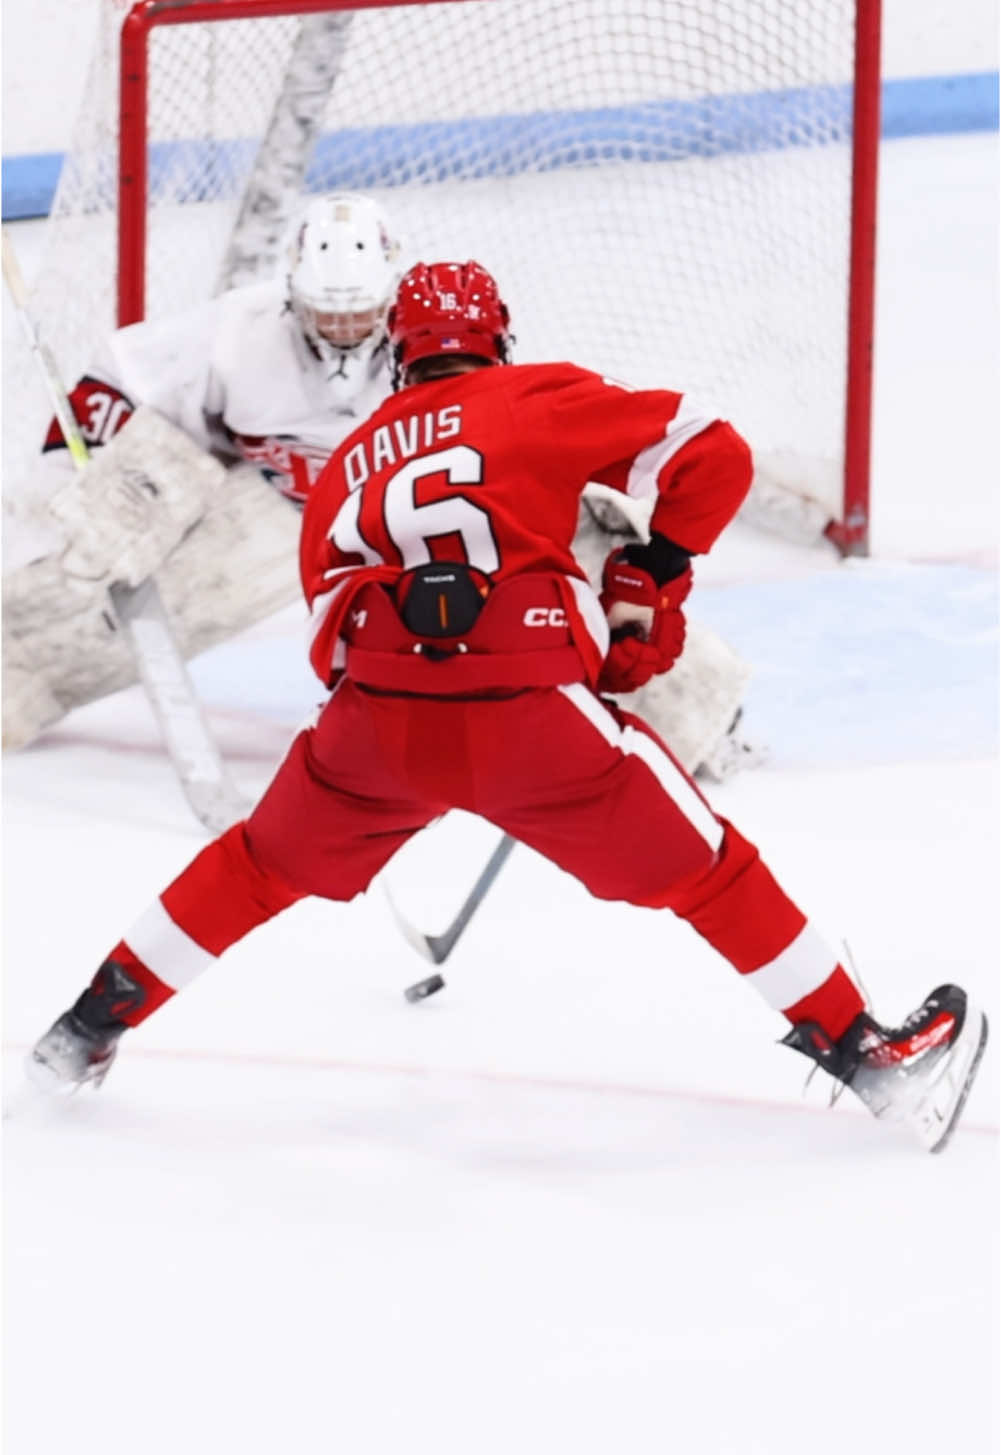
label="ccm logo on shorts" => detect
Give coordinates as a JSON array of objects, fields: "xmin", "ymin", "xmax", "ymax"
[{"xmin": 523, "ymin": 607, "xmax": 567, "ymax": 627}]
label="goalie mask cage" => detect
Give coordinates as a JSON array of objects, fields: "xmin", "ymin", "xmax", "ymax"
[{"xmin": 9, "ymin": 0, "xmax": 880, "ymax": 554}]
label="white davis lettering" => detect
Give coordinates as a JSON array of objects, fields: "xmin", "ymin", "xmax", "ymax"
[
  {"xmin": 523, "ymin": 607, "xmax": 567, "ymax": 628},
  {"xmin": 344, "ymin": 405, "xmax": 463, "ymax": 490}
]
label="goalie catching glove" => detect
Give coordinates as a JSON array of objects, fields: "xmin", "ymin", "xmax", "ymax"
[
  {"xmin": 597, "ymin": 533, "xmax": 693, "ymax": 694},
  {"xmin": 46, "ymin": 406, "xmax": 223, "ymax": 587}
]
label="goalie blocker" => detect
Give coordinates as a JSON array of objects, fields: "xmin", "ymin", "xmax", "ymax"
[{"xmin": 2, "ymin": 408, "xmax": 302, "ymax": 750}]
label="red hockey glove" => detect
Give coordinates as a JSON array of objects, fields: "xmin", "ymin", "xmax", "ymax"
[{"xmin": 596, "ymin": 550, "xmax": 693, "ymax": 694}]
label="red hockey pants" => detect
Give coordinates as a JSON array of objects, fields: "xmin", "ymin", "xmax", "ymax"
[{"xmin": 110, "ymin": 680, "xmax": 863, "ymax": 1037}]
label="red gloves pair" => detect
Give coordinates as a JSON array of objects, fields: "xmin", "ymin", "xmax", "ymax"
[{"xmin": 596, "ymin": 549, "xmax": 693, "ymax": 694}]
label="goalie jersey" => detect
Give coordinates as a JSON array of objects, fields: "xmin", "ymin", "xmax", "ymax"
[{"xmin": 17, "ymin": 279, "xmax": 389, "ymax": 564}]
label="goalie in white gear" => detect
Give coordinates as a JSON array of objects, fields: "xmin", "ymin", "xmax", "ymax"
[
  {"xmin": 3, "ymin": 193, "xmax": 402, "ymax": 750},
  {"xmin": 3, "ymin": 192, "xmax": 761, "ymax": 780}
]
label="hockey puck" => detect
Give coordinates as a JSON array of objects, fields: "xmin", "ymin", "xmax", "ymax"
[{"xmin": 405, "ymin": 973, "xmax": 446, "ymax": 1003}]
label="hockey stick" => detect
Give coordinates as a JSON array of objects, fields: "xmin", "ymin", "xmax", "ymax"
[
  {"xmin": 2, "ymin": 229, "xmax": 250, "ymax": 837},
  {"xmin": 107, "ymin": 581, "xmax": 251, "ymax": 834},
  {"xmin": 385, "ymin": 831, "xmax": 518, "ymax": 1001}
]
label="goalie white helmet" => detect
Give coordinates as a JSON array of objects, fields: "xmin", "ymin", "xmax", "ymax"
[{"xmin": 287, "ymin": 194, "xmax": 401, "ymax": 359}]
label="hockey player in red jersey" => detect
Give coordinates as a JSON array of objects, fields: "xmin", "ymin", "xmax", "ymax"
[{"xmin": 28, "ymin": 261, "xmax": 987, "ymax": 1152}]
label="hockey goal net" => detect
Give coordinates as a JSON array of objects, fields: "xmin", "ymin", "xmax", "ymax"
[{"xmin": 6, "ymin": 0, "xmax": 879, "ymax": 552}]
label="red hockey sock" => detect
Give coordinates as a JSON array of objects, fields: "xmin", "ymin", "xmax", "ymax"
[
  {"xmin": 159, "ymin": 822, "xmax": 304, "ymax": 954},
  {"xmin": 665, "ymin": 819, "xmax": 865, "ymax": 1040},
  {"xmin": 86, "ymin": 824, "xmax": 305, "ymax": 1030}
]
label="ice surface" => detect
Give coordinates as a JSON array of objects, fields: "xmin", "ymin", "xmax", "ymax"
[{"xmin": 2, "ymin": 131, "xmax": 999, "ymax": 1455}]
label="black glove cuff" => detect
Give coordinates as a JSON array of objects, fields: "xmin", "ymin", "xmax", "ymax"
[{"xmin": 621, "ymin": 531, "xmax": 692, "ymax": 585}]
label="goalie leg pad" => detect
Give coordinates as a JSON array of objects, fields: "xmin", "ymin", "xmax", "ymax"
[
  {"xmin": 621, "ymin": 620, "xmax": 753, "ymax": 775},
  {"xmin": 2, "ymin": 557, "xmax": 136, "ymax": 748},
  {"xmin": 154, "ymin": 464, "xmax": 302, "ymax": 655},
  {"xmin": 2, "ymin": 660, "xmax": 63, "ymax": 751},
  {"xmin": 2, "ymin": 466, "xmax": 301, "ymax": 749},
  {"xmin": 572, "ymin": 492, "xmax": 759, "ymax": 775}
]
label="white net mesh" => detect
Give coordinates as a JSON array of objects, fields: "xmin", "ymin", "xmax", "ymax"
[{"xmin": 5, "ymin": 0, "xmax": 861, "ymax": 521}]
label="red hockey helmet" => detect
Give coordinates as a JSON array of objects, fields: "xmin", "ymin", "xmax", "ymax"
[{"xmin": 387, "ymin": 261, "xmax": 511, "ymax": 384}]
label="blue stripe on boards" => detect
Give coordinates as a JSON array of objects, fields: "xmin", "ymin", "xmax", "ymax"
[
  {"xmin": 882, "ymin": 71, "xmax": 999, "ymax": 137},
  {"xmin": 4, "ymin": 70, "xmax": 997, "ymax": 220},
  {"xmin": 3, "ymin": 152, "xmax": 64, "ymax": 220}
]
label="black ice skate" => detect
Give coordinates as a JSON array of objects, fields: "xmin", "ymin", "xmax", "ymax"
[
  {"xmin": 27, "ymin": 1010, "xmax": 124, "ymax": 1092},
  {"xmin": 26, "ymin": 957, "xmax": 143, "ymax": 1093},
  {"xmin": 783, "ymin": 984, "xmax": 988, "ymax": 1154}
]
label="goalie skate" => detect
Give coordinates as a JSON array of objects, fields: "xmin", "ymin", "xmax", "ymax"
[
  {"xmin": 783, "ymin": 984, "xmax": 988, "ymax": 1153},
  {"xmin": 695, "ymin": 708, "xmax": 769, "ymax": 783}
]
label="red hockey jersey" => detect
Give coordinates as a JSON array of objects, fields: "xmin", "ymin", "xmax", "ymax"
[{"xmin": 299, "ymin": 362, "xmax": 752, "ymax": 689}]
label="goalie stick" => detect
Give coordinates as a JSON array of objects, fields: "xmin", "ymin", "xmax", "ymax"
[
  {"xmin": 2, "ymin": 229, "xmax": 250, "ymax": 836},
  {"xmin": 385, "ymin": 832, "xmax": 518, "ymax": 1000}
]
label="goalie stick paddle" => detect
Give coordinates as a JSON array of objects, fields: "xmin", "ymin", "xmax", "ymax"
[
  {"xmin": 2, "ymin": 229, "xmax": 250, "ymax": 838},
  {"xmin": 382, "ymin": 832, "xmax": 518, "ymax": 1000}
]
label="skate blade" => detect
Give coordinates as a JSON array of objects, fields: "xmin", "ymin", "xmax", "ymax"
[
  {"xmin": 23, "ymin": 1050, "xmax": 112, "ymax": 1098},
  {"xmin": 24, "ymin": 1053, "xmax": 80, "ymax": 1097},
  {"xmin": 908, "ymin": 1004, "xmax": 989, "ymax": 1154}
]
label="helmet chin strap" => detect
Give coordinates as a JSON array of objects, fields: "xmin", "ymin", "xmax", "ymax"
[{"xmin": 313, "ymin": 333, "xmax": 388, "ymax": 407}]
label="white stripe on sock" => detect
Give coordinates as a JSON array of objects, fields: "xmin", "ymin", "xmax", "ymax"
[
  {"xmin": 558, "ymin": 683, "xmax": 724, "ymax": 850},
  {"xmin": 123, "ymin": 898, "xmax": 215, "ymax": 991},
  {"xmin": 743, "ymin": 923, "xmax": 840, "ymax": 1011}
]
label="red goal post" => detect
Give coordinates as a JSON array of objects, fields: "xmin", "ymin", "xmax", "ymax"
[{"xmin": 31, "ymin": 0, "xmax": 883, "ymax": 553}]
